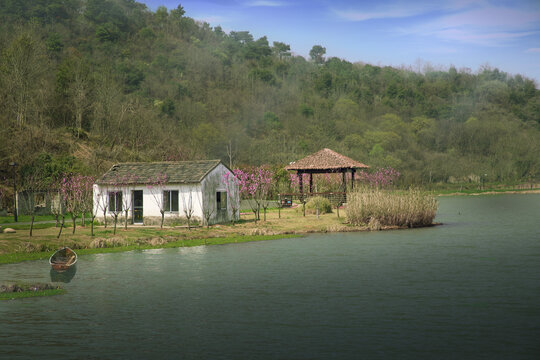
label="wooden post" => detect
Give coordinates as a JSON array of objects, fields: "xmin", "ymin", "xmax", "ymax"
[
  {"xmin": 351, "ymin": 169, "xmax": 355, "ymax": 189},
  {"xmin": 309, "ymin": 173, "xmax": 313, "ymax": 194},
  {"xmin": 342, "ymin": 170, "xmax": 346, "ymax": 192},
  {"xmin": 298, "ymin": 171, "xmax": 303, "ymax": 200}
]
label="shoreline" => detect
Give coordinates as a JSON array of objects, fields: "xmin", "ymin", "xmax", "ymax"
[
  {"xmin": 0, "ymin": 222, "xmax": 441, "ymax": 265},
  {"xmin": 438, "ymin": 189, "xmax": 540, "ymax": 196},
  {"xmin": 0, "ymin": 223, "xmax": 442, "ymax": 266}
]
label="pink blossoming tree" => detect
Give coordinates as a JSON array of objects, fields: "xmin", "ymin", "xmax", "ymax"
[
  {"xmin": 233, "ymin": 166, "xmax": 273, "ymax": 222},
  {"xmin": 358, "ymin": 167, "xmax": 401, "ymax": 189},
  {"xmin": 60, "ymin": 173, "xmax": 87, "ymax": 235}
]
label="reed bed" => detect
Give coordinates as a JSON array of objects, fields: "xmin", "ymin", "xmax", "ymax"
[{"xmin": 347, "ymin": 188, "xmax": 438, "ymax": 228}]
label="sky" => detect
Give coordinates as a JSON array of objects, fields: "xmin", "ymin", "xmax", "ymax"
[{"xmin": 141, "ymin": 0, "xmax": 540, "ymax": 84}]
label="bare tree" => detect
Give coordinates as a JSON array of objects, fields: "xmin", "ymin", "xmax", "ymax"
[
  {"xmin": 147, "ymin": 173, "xmax": 167, "ymax": 228},
  {"xmin": 120, "ymin": 180, "xmax": 134, "ymax": 231},
  {"xmin": 222, "ymin": 170, "xmax": 240, "ymax": 225},
  {"xmin": 109, "ymin": 189, "xmax": 122, "ymax": 235},
  {"xmin": 49, "ymin": 182, "xmax": 62, "ymax": 228},
  {"xmin": 69, "ymin": 58, "xmax": 91, "ymax": 139},
  {"xmin": 1, "ymin": 31, "xmax": 47, "ymax": 127},
  {"xmin": 198, "ymin": 178, "xmax": 217, "ymax": 229},
  {"xmin": 60, "ymin": 174, "xmax": 86, "ymax": 235},
  {"xmin": 96, "ymin": 185, "xmax": 109, "ymax": 228},
  {"xmin": 18, "ymin": 173, "xmax": 43, "ymax": 237},
  {"xmin": 180, "ymin": 187, "xmax": 195, "ymax": 230},
  {"xmin": 226, "ymin": 139, "xmax": 237, "ymax": 169}
]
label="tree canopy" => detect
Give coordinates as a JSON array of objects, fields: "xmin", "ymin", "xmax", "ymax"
[{"xmin": 0, "ymin": 0, "xmax": 539, "ymax": 187}]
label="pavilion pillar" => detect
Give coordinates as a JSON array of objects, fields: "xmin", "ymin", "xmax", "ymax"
[
  {"xmin": 309, "ymin": 173, "xmax": 313, "ymax": 193},
  {"xmin": 351, "ymin": 169, "xmax": 356, "ymax": 188},
  {"xmin": 342, "ymin": 170, "xmax": 346, "ymax": 191},
  {"xmin": 298, "ymin": 171, "xmax": 304, "ymax": 200}
]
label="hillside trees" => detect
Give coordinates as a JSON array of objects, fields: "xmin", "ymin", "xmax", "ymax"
[{"xmin": 0, "ymin": 0, "xmax": 538, "ymax": 189}]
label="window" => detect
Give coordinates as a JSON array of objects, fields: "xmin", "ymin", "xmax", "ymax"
[
  {"xmin": 216, "ymin": 191, "xmax": 227, "ymax": 210},
  {"xmin": 108, "ymin": 191, "xmax": 123, "ymax": 212},
  {"xmin": 163, "ymin": 190, "xmax": 179, "ymax": 212}
]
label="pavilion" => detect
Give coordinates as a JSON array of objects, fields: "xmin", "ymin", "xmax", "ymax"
[{"xmin": 284, "ymin": 148, "xmax": 369, "ymax": 196}]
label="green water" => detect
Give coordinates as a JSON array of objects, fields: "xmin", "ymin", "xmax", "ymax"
[{"xmin": 1, "ymin": 194, "xmax": 539, "ymax": 359}]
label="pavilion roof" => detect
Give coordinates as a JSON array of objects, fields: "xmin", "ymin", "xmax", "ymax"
[{"xmin": 284, "ymin": 148, "xmax": 369, "ymax": 172}]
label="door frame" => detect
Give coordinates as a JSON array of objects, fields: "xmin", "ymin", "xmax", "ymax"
[{"xmin": 132, "ymin": 190, "xmax": 144, "ymax": 224}]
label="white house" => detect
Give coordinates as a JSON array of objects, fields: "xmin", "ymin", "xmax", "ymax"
[{"xmin": 93, "ymin": 160, "xmax": 239, "ymax": 226}]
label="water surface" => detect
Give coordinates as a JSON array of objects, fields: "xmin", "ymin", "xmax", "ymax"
[{"xmin": 1, "ymin": 194, "xmax": 539, "ymax": 359}]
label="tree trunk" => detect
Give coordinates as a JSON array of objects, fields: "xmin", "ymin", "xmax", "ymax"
[
  {"xmin": 29, "ymin": 215, "xmax": 35, "ymax": 237},
  {"xmin": 103, "ymin": 209, "xmax": 107, "ymax": 228},
  {"xmin": 55, "ymin": 214, "xmax": 59, "ymax": 227},
  {"xmin": 91, "ymin": 216, "xmax": 95, "ymax": 237},
  {"xmin": 160, "ymin": 211, "xmax": 164, "ymax": 229},
  {"xmin": 57, "ymin": 216, "xmax": 65, "ymax": 239},
  {"xmin": 124, "ymin": 210, "xmax": 129, "ymax": 230},
  {"xmin": 82, "ymin": 212, "xmax": 85, "ymax": 227},
  {"xmin": 72, "ymin": 214, "xmax": 77, "ymax": 234},
  {"xmin": 113, "ymin": 214, "xmax": 118, "ymax": 235}
]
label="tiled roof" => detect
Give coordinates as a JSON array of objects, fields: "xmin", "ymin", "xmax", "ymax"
[
  {"xmin": 96, "ymin": 160, "xmax": 222, "ymax": 185},
  {"xmin": 284, "ymin": 148, "xmax": 369, "ymax": 171}
]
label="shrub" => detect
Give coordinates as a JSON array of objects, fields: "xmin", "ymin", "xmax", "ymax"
[
  {"xmin": 305, "ymin": 196, "xmax": 333, "ymax": 214},
  {"xmin": 347, "ymin": 188, "xmax": 437, "ymax": 228}
]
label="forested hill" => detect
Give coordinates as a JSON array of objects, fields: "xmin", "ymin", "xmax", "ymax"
[{"xmin": 0, "ymin": 0, "xmax": 539, "ymax": 186}]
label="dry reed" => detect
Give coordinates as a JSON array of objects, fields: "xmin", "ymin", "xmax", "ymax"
[{"xmin": 347, "ymin": 188, "xmax": 438, "ymax": 228}]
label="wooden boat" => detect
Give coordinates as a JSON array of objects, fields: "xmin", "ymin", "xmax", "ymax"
[{"xmin": 49, "ymin": 247, "xmax": 77, "ymax": 271}]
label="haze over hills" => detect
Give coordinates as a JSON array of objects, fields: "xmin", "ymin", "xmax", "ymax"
[{"xmin": 0, "ymin": 0, "xmax": 539, "ymax": 187}]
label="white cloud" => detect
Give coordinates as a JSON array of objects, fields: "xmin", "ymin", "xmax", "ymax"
[
  {"xmin": 396, "ymin": 4, "xmax": 540, "ymax": 46},
  {"xmin": 332, "ymin": 1, "xmax": 485, "ymax": 22},
  {"xmin": 334, "ymin": 7, "xmax": 425, "ymax": 21}
]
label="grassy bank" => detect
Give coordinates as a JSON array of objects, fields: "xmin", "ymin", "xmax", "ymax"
[
  {"xmin": 0, "ymin": 282, "xmax": 65, "ymax": 300},
  {"xmin": 0, "ymin": 208, "xmax": 365, "ymax": 260},
  {"xmin": 0, "ymin": 202, "xmax": 442, "ymax": 265},
  {"xmin": 0, "ymin": 234, "xmax": 300, "ymax": 265}
]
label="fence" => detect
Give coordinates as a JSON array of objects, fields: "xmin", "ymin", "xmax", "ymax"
[{"xmin": 278, "ymin": 192, "xmax": 347, "ymax": 206}]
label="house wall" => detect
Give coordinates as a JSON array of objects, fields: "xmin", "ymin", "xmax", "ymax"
[
  {"xmin": 201, "ymin": 164, "xmax": 240, "ymax": 225},
  {"xmin": 92, "ymin": 163, "xmax": 239, "ymax": 226},
  {"xmin": 93, "ymin": 183, "xmax": 203, "ymax": 224}
]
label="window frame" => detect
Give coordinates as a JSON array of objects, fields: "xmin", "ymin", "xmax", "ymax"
[
  {"xmin": 108, "ymin": 191, "xmax": 123, "ymax": 212},
  {"xmin": 163, "ymin": 190, "xmax": 179, "ymax": 212},
  {"xmin": 216, "ymin": 191, "xmax": 227, "ymax": 211}
]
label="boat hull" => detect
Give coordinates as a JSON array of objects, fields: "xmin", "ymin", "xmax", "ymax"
[{"xmin": 49, "ymin": 247, "xmax": 78, "ymax": 272}]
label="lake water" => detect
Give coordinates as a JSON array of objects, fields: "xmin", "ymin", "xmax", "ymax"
[{"xmin": 1, "ymin": 194, "xmax": 539, "ymax": 359}]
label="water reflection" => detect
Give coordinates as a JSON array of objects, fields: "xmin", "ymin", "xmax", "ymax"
[{"xmin": 50, "ymin": 265, "xmax": 77, "ymax": 283}]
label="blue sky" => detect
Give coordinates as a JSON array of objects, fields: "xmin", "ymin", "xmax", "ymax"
[{"xmin": 141, "ymin": 0, "xmax": 540, "ymax": 84}]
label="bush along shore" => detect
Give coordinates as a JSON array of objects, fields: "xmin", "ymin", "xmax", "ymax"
[
  {"xmin": 0, "ymin": 282, "xmax": 65, "ymax": 300},
  {"xmin": 347, "ymin": 188, "xmax": 438, "ymax": 229}
]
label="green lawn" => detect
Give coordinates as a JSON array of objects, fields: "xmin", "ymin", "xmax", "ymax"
[{"xmin": 0, "ymin": 214, "xmax": 57, "ymax": 224}]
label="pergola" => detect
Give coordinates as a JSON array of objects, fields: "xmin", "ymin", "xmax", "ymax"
[{"xmin": 284, "ymin": 148, "xmax": 369, "ymax": 195}]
